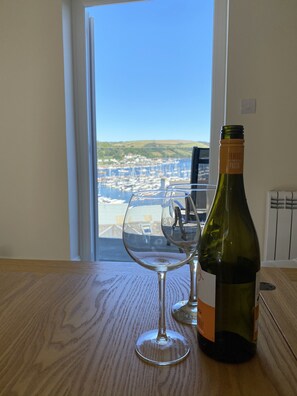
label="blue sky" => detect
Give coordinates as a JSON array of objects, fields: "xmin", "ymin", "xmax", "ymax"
[{"xmin": 89, "ymin": 0, "xmax": 214, "ymax": 143}]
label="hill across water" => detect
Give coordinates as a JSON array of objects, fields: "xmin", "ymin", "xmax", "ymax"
[{"xmin": 97, "ymin": 140, "xmax": 209, "ymax": 160}]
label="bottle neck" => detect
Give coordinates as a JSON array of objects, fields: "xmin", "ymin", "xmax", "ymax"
[
  {"xmin": 219, "ymin": 138, "xmax": 244, "ymax": 175},
  {"xmin": 217, "ymin": 138, "xmax": 246, "ymax": 196},
  {"xmin": 217, "ymin": 173, "xmax": 245, "ymax": 196}
]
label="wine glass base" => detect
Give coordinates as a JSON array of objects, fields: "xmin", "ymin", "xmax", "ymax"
[
  {"xmin": 135, "ymin": 329, "xmax": 190, "ymax": 366},
  {"xmin": 172, "ymin": 300, "xmax": 197, "ymax": 325}
]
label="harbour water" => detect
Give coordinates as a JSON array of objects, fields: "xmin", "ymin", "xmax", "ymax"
[{"xmin": 97, "ymin": 158, "xmax": 209, "ymax": 203}]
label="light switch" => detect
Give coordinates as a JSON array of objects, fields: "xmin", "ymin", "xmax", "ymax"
[{"xmin": 240, "ymin": 98, "xmax": 256, "ymax": 114}]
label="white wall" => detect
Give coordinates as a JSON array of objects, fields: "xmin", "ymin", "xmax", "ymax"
[
  {"xmin": 225, "ymin": 0, "xmax": 297, "ymax": 255},
  {"xmin": 0, "ymin": 0, "xmax": 78, "ymax": 259}
]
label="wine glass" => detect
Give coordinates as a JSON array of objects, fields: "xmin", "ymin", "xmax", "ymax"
[
  {"xmin": 166, "ymin": 183, "xmax": 216, "ymax": 325},
  {"xmin": 122, "ymin": 189, "xmax": 200, "ymax": 366}
]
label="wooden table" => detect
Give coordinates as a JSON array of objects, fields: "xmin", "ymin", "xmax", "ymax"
[{"xmin": 0, "ymin": 259, "xmax": 296, "ymax": 396}]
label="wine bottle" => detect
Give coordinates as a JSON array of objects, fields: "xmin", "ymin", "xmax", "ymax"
[{"xmin": 197, "ymin": 125, "xmax": 260, "ymax": 363}]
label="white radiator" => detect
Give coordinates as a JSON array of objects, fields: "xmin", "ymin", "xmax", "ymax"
[{"xmin": 264, "ymin": 191, "xmax": 297, "ymax": 260}]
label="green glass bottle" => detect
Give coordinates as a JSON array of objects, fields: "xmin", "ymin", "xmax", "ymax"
[{"xmin": 197, "ymin": 125, "xmax": 260, "ymax": 363}]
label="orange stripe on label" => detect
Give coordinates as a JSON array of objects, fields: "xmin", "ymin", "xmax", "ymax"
[{"xmin": 198, "ymin": 298, "xmax": 215, "ymax": 342}]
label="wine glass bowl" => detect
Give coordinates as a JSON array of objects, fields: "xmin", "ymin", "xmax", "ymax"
[
  {"xmin": 122, "ymin": 189, "xmax": 200, "ymax": 366},
  {"xmin": 123, "ymin": 190, "xmax": 199, "ymax": 272},
  {"xmin": 166, "ymin": 183, "xmax": 216, "ymax": 325}
]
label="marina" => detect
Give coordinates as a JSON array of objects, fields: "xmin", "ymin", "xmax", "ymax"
[
  {"xmin": 97, "ymin": 157, "xmax": 209, "ymax": 203},
  {"xmin": 96, "ymin": 155, "xmax": 209, "ymax": 246}
]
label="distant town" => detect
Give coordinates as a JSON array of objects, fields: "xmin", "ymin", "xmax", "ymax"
[
  {"xmin": 97, "ymin": 139, "xmax": 209, "ymax": 204},
  {"xmin": 96, "ymin": 140, "xmax": 210, "ymax": 238}
]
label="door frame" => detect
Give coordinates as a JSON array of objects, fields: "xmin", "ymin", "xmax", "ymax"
[{"xmin": 71, "ymin": 0, "xmax": 229, "ymax": 260}]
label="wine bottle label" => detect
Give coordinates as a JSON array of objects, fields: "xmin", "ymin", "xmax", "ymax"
[
  {"xmin": 197, "ymin": 264, "xmax": 216, "ymax": 341},
  {"xmin": 198, "ymin": 266, "xmax": 260, "ymax": 343},
  {"xmin": 219, "ymin": 139, "xmax": 244, "ymax": 174}
]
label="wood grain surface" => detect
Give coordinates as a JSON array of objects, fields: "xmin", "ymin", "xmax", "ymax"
[
  {"xmin": 0, "ymin": 259, "xmax": 296, "ymax": 396},
  {"xmin": 260, "ymin": 267, "xmax": 297, "ymax": 359}
]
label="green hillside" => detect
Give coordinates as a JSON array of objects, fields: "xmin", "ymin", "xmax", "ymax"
[{"xmin": 97, "ymin": 140, "xmax": 209, "ymax": 160}]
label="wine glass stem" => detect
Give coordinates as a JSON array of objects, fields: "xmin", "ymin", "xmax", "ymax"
[
  {"xmin": 188, "ymin": 258, "xmax": 198, "ymax": 307},
  {"xmin": 157, "ymin": 271, "xmax": 168, "ymax": 342}
]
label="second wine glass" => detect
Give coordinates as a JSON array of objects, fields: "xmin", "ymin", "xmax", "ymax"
[{"xmin": 167, "ymin": 183, "xmax": 216, "ymax": 325}]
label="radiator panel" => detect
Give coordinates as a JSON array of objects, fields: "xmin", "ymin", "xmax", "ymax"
[
  {"xmin": 289, "ymin": 191, "xmax": 297, "ymax": 258},
  {"xmin": 264, "ymin": 191, "xmax": 297, "ymax": 260}
]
